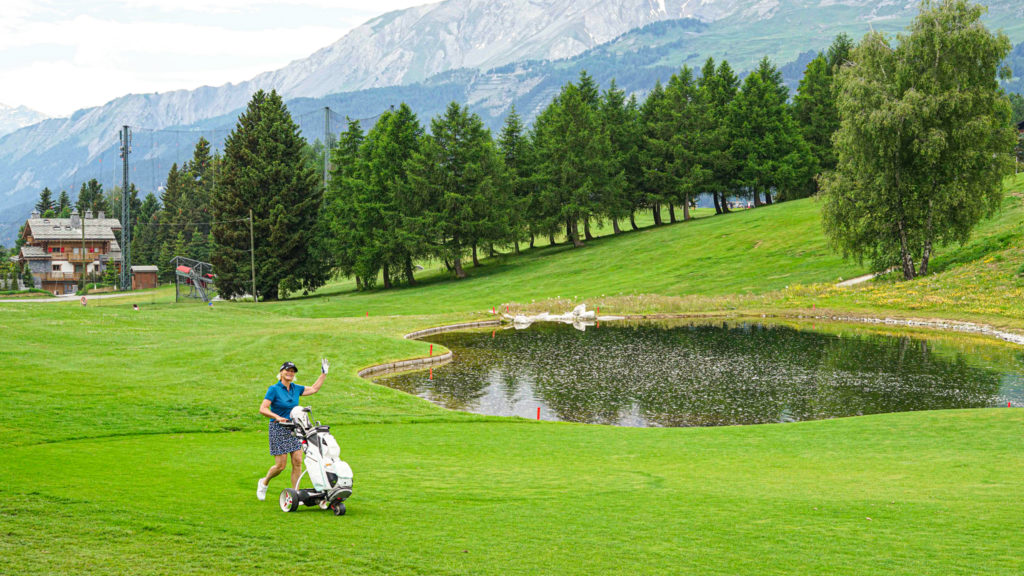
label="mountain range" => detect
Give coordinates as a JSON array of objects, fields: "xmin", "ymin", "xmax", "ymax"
[
  {"xmin": 1, "ymin": 0, "xmax": 1022, "ymax": 246},
  {"xmin": 0, "ymin": 103, "xmax": 48, "ymax": 139}
]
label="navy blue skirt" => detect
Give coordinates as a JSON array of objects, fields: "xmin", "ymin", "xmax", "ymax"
[{"xmin": 268, "ymin": 420, "xmax": 302, "ymax": 456}]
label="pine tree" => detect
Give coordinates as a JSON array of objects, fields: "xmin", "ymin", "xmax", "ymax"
[
  {"xmin": 211, "ymin": 89, "xmax": 326, "ymax": 300},
  {"xmin": 599, "ymin": 80, "xmax": 638, "ymax": 232},
  {"xmin": 728, "ymin": 58, "xmax": 815, "ymax": 206},
  {"xmin": 639, "ymin": 81, "xmax": 669, "ymax": 225},
  {"xmin": 362, "ymin": 103, "xmax": 424, "ymax": 287},
  {"xmin": 35, "ymin": 188, "xmax": 55, "ymax": 214},
  {"xmin": 406, "ymin": 102, "xmax": 508, "ymax": 278},
  {"xmin": 535, "ymin": 83, "xmax": 615, "ymax": 247},
  {"xmin": 57, "ymin": 190, "xmax": 71, "ymax": 217},
  {"xmin": 76, "ymin": 179, "xmax": 108, "ymax": 215},
  {"xmin": 496, "ymin": 106, "xmax": 535, "ymax": 252},
  {"xmin": 325, "ymin": 118, "xmax": 378, "ymax": 289},
  {"xmin": 697, "ymin": 58, "xmax": 740, "ymax": 214}
]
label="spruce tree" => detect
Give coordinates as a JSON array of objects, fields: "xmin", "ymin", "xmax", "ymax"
[
  {"xmin": 211, "ymin": 89, "xmax": 326, "ymax": 300},
  {"xmin": 57, "ymin": 190, "xmax": 71, "ymax": 217},
  {"xmin": 35, "ymin": 188, "xmax": 55, "ymax": 214}
]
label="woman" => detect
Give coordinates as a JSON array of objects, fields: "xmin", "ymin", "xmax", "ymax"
[{"xmin": 256, "ymin": 358, "xmax": 329, "ymax": 501}]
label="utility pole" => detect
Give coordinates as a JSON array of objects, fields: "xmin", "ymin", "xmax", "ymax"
[
  {"xmin": 81, "ymin": 210, "xmax": 86, "ymax": 291},
  {"xmin": 323, "ymin": 106, "xmax": 331, "ymax": 190},
  {"xmin": 119, "ymin": 125, "xmax": 132, "ymax": 291},
  {"xmin": 249, "ymin": 209, "xmax": 257, "ymax": 303}
]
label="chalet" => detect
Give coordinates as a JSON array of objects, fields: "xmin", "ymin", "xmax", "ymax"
[{"xmin": 16, "ymin": 208, "xmax": 122, "ymax": 295}]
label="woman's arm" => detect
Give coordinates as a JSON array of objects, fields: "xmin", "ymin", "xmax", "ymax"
[
  {"xmin": 260, "ymin": 399, "xmax": 287, "ymax": 423},
  {"xmin": 301, "ymin": 358, "xmax": 329, "ymax": 396}
]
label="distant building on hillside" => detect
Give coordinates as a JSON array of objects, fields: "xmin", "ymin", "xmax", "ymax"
[{"xmin": 15, "ymin": 208, "xmax": 122, "ymax": 295}]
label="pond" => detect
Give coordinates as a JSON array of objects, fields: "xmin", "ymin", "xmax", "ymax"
[{"xmin": 374, "ymin": 320, "xmax": 1024, "ymax": 427}]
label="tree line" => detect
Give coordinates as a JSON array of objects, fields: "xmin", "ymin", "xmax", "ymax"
[{"xmin": 15, "ymin": 0, "xmax": 1020, "ymax": 296}]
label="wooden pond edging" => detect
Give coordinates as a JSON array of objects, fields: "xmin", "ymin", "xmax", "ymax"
[{"xmin": 356, "ymin": 319, "xmax": 502, "ymax": 379}]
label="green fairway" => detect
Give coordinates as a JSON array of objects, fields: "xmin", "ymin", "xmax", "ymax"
[{"xmin": 4, "ymin": 175, "xmax": 1024, "ymax": 574}]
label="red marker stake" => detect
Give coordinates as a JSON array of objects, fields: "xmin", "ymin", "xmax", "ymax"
[
  {"xmin": 492, "ymin": 330, "xmax": 495, "ymax": 338},
  {"xmin": 537, "ymin": 407, "xmax": 540, "ymax": 420},
  {"xmin": 429, "ymin": 344, "xmax": 433, "ymax": 356},
  {"xmin": 429, "ymin": 368, "xmax": 433, "ymax": 380}
]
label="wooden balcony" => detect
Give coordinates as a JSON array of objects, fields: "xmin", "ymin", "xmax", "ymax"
[
  {"xmin": 67, "ymin": 253, "xmax": 102, "ymax": 263},
  {"xmin": 41, "ymin": 272, "xmax": 80, "ymax": 282}
]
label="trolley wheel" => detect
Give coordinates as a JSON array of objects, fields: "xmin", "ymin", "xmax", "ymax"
[
  {"xmin": 280, "ymin": 489, "xmax": 300, "ymax": 512},
  {"xmin": 331, "ymin": 502, "xmax": 346, "ymax": 516}
]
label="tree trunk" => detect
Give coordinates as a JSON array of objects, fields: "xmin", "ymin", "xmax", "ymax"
[
  {"xmin": 566, "ymin": 219, "xmax": 572, "ymax": 240},
  {"xmin": 472, "ymin": 243, "xmax": 480, "ymax": 267},
  {"xmin": 570, "ymin": 219, "xmax": 585, "ymax": 247},
  {"xmin": 764, "ymin": 190, "xmax": 773, "ymax": 205},
  {"xmin": 404, "ymin": 256, "xmax": 416, "ymax": 286},
  {"xmin": 529, "ymin": 233, "xmax": 535, "ymax": 249},
  {"xmin": 682, "ymin": 198, "xmax": 690, "ymax": 221},
  {"xmin": 549, "ymin": 233, "xmax": 556, "ymax": 245},
  {"xmin": 453, "ymin": 257, "xmax": 467, "ymax": 279},
  {"xmin": 488, "ymin": 243, "xmax": 495, "ymax": 258},
  {"xmin": 355, "ymin": 276, "xmax": 362, "ymax": 291},
  {"xmin": 584, "ymin": 218, "xmax": 594, "ymax": 241},
  {"xmin": 918, "ymin": 201, "xmax": 934, "ymax": 276},
  {"xmin": 652, "ymin": 203, "xmax": 663, "ymax": 226},
  {"xmin": 720, "ymin": 192, "xmax": 731, "ymax": 213},
  {"xmin": 896, "ymin": 219, "xmax": 916, "ymax": 280},
  {"xmin": 514, "ymin": 241, "xmax": 521, "ymax": 255},
  {"xmin": 713, "ymin": 193, "xmax": 722, "ymax": 214},
  {"xmin": 612, "ymin": 218, "xmax": 621, "ymax": 234},
  {"xmin": 630, "ymin": 211, "xmax": 638, "ymax": 230},
  {"xmin": 669, "ymin": 204, "xmax": 677, "ymax": 223},
  {"xmin": 753, "ymin": 188, "xmax": 762, "ymax": 207},
  {"xmin": 382, "ymin": 262, "xmax": 391, "ymax": 289},
  {"xmin": 444, "ymin": 259, "xmax": 453, "ymax": 272}
]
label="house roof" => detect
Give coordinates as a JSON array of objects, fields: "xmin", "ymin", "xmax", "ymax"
[
  {"xmin": 24, "ymin": 217, "xmax": 121, "ymax": 241},
  {"xmin": 19, "ymin": 245, "xmax": 48, "ymax": 259},
  {"xmin": 130, "ymin": 265, "xmax": 158, "ymax": 273}
]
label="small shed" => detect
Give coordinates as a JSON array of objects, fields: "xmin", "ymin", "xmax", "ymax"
[{"xmin": 131, "ymin": 265, "xmax": 159, "ymax": 290}]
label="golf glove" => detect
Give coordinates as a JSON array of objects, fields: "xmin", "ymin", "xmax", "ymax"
[{"xmin": 321, "ymin": 358, "xmax": 330, "ymax": 374}]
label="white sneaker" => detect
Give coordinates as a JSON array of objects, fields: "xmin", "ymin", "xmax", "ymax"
[{"xmin": 257, "ymin": 478, "xmax": 268, "ymax": 501}]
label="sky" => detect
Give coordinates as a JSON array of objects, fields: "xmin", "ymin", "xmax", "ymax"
[{"xmin": 0, "ymin": 0, "xmax": 429, "ymax": 117}]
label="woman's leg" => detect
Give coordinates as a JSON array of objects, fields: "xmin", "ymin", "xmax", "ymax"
[
  {"xmin": 289, "ymin": 450, "xmax": 304, "ymax": 489},
  {"xmin": 263, "ymin": 453, "xmax": 288, "ymax": 485}
]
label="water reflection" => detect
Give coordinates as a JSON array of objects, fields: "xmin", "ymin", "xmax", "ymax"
[{"xmin": 375, "ymin": 321, "xmax": 1024, "ymax": 427}]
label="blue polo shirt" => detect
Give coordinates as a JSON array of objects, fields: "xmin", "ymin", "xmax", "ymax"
[{"xmin": 265, "ymin": 381, "xmax": 305, "ymax": 421}]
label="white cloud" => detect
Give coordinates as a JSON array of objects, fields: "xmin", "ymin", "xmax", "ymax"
[{"xmin": 0, "ymin": 0, "xmax": 431, "ymax": 116}]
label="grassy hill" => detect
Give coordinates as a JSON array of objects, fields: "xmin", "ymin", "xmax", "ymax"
[{"xmin": 3, "ymin": 174, "xmax": 1024, "ymax": 575}]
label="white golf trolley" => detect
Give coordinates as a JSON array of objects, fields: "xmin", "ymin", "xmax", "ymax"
[{"xmin": 276, "ymin": 406, "xmax": 353, "ymax": 516}]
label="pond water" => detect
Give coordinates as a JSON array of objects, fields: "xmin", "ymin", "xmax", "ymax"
[{"xmin": 374, "ymin": 320, "xmax": 1024, "ymax": 427}]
